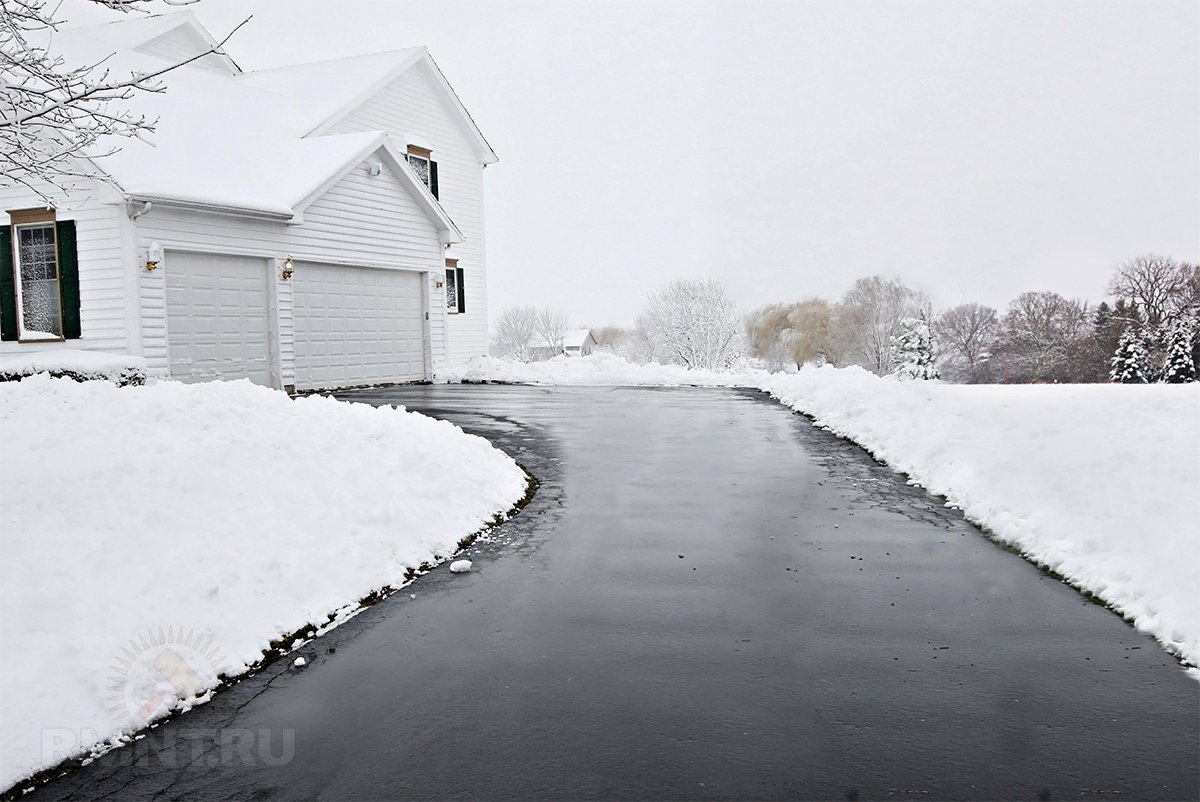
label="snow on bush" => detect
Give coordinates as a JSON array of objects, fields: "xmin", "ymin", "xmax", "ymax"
[
  {"xmin": 0, "ymin": 349, "xmax": 147, "ymax": 385},
  {"xmin": 450, "ymin": 354, "xmax": 1200, "ymax": 668},
  {"xmin": 0, "ymin": 376, "xmax": 527, "ymax": 791}
]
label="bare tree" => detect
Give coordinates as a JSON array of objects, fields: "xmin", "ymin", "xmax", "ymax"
[
  {"xmin": 934, "ymin": 303, "xmax": 998, "ymax": 382},
  {"xmin": 636, "ymin": 278, "xmax": 740, "ymax": 370},
  {"xmin": 1106, "ymin": 254, "xmax": 1189, "ymax": 328},
  {"xmin": 491, "ymin": 305, "xmax": 538, "ymax": 361},
  {"xmin": 832, "ymin": 276, "xmax": 929, "ymax": 375},
  {"xmin": 533, "ymin": 307, "xmax": 569, "ymax": 356},
  {"xmin": 993, "ymin": 291, "xmax": 1091, "ymax": 382},
  {"xmin": 1, "ymin": 0, "xmax": 247, "ymax": 200}
]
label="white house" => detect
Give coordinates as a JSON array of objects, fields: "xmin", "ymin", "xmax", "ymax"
[
  {"xmin": 0, "ymin": 12, "xmax": 496, "ymax": 391},
  {"xmin": 528, "ymin": 328, "xmax": 597, "ymax": 360}
]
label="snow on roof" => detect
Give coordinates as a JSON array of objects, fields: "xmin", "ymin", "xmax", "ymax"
[
  {"xmin": 237, "ymin": 49, "xmax": 424, "ymax": 137},
  {"xmin": 531, "ymin": 329, "xmax": 594, "ymax": 349},
  {"xmin": 45, "ymin": 14, "xmax": 477, "ymax": 218},
  {"xmin": 562, "ymin": 329, "xmax": 595, "ymax": 348}
]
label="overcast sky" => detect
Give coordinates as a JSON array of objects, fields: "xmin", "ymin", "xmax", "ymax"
[{"xmin": 65, "ymin": 0, "xmax": 1200, "ymax": 327}]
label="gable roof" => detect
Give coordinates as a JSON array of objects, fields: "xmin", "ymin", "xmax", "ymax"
[
  {"xmin": 531, "ymin": 329, "xmax": 595, "ymax": 350},
  {"xmin": 239, "ymin": 48, "xmax": 498, "ymax": 164},
  {"xmin": 47, "ymin": 12, "xmax": 486, "ymax": 235}
]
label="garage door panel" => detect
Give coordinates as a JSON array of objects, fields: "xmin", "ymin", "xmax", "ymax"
[
  {"xmin": 167, "ymin": 252, "xmax": 272, "ymax": 386},
  {"xmin": 293, "ymin": 263, "xmax": 426, "ymax": 391}
]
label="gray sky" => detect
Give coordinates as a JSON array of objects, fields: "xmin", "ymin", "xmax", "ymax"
[{"xmin": 66, "ymin": 0, "xmax": 1200, "ymax": 327}]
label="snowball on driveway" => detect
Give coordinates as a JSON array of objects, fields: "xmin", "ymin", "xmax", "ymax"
[
  {"xmin": 449, "ymin": 559, "xmax": 473, "ymax": 573},
  {"xmin": 0, "ymin": 376, "xmax": 527, "ymax": 792}
]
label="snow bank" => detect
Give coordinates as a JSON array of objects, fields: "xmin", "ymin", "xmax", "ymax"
[
  {"xmin": 453, "ymin": 354, "xmax": 1200, "ymax": 667},
  {"xmin": 0, "ymin": 377, "xmax": 527, "ymax": 791},
  {"xmin": 0, "ymin": 349, "xmax": 147, "ymax": 385},
  {"xmin": 440, "ymin": 352, "xmax": 766, "ymax": 386},
  {"xmin": 759, "ymin": 367, "xmax": 1200, "ymax": 667}
]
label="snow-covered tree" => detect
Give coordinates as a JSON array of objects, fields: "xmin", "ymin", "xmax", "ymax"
[
  {"xmin": 636, "ymin": 278, "xmax": 740, "ymax": 370},
  {"xmin": 1160, "ymin": 318, "xmax": 1196, "ymax": 384},
  {"xmin": 831, "ymin": 276, "xmax": 928, "ymax": 375},
  {"xmin": 889, "ymin": 310, "xmax": 939, "ymax": 380},
  {"xmin": 1110, "ymin": 326, "xmax": 1150, "ymax": 384},
  {"xmin": 1, "ymin": 0, "xmax": 245, "ymax": 199},
  {"xmin": 491, "ymin": 305, "xmax": 538, "ymax": 361}
]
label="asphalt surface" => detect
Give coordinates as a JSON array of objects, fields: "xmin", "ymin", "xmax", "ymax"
[{"xmin": 27, "ymin": 385, "xmax": 1199, "ymax": 801}]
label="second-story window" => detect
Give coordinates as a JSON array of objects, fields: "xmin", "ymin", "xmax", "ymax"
[{"xmin": 405, "ymin": 145, "xmax": 439, "ymax": 199}]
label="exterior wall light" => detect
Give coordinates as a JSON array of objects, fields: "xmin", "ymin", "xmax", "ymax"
[
  {"xmin": 282, "ymin": 256, "xmax": 294, "ymax": 280},
  {"xmin": 145, "ymin": 242, "xmax": 163, "ymax": 271}
]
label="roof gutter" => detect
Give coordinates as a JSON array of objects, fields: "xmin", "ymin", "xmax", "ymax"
[{"xmin": 127, "ymin": 195, "xmax": 295, "ymax": 222}]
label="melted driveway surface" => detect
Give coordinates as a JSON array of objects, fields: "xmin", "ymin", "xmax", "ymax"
[{"xmin": 30, "ymin": 386, "xmax": 1198, "ymax": 801}]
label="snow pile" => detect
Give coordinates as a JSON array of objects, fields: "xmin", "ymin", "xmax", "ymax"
[
  {"xmin": 0, "ymin": 377, "xmax": 527, "ymax": 792},
  {"xmin": 452, "ymin": 354, "xmax": 1200, "ymax": 667},
  {"xmin": 440, "ymin": 352, "xmax": 766, "ymax": 386},
  {"xmin": 0, "ymin": 349, "xmax": 147, "ymax": 385}
]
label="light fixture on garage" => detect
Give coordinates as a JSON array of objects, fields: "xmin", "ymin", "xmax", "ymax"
[
  {"xmin": 282, "ymin": 256, "xmax": 294, "ymax": 281},
  {"xmin": 145, "ymin": 242, "xmax": 163, "ymax": 271}
]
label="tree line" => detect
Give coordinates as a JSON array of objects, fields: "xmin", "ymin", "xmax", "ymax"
[{"xmin": 495, "ymin": 254, "xmax": 1199, "ymax": 384}]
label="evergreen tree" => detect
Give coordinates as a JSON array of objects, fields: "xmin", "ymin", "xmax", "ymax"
[
  {"xmin": 1110, "ymin": 326, "xmax": 1149, "ymax": 383},
  {"xmin": 889, "ymin": 311, "xmax": 940, "ymax": 380},
  {"xmin": 1161, "ymin": 319, "xmax": 1196, "ymax": 383}
]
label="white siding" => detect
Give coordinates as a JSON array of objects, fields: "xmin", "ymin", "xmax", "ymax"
[
  {"xmin": 0, "ymin": 179, "xmax": 137, "ymax": 358},
  {"xmin": 330, "ymin": 61, "xmax": 490, "ymax": 370},
  {"xmin": 134, "ymin": 158, "xmax": 446, "ymax": 383}
]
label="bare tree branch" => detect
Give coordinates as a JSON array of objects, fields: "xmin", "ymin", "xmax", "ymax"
[{"xmin": 1, "ymin": 0, "xmax": 248, "ymax": 202}]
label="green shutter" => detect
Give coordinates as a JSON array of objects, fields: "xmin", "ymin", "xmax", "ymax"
[
  {"xmin": 429, "ymin": 161, "xmax": 439, "ymax": 200},
  {"xmin": 456, "ymin": 266, "xmax": 465, "ymax": 314},
  {"xmin": 0, "ymin": 227, "xmax": 15, "ymax": 341},
  {"xmin": 56, "ymin": 220, "xmax": 81, "ymax": 339}
]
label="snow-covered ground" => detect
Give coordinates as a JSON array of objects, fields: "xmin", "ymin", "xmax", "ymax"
[
  {"xmin": 450, "ymin": 354, "xmax": 1200, "ymax": 669},
  {"xmin": 0, "ymin": 376, "xmax": 527, "ymax": 792}
]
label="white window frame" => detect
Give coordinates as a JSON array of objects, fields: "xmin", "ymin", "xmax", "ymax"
[
  {"xmin": 445, "ymin": 262, "xmax": 460, "ymax": 314},
  {"xmin": 406, "ymin": 146, "xmax": 432, "ymax": 190},
  {"xmin": 10, "ymin": 209, "xmax": 64, "ymax": 343}
]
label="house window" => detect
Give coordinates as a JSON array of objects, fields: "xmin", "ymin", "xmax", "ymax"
[
  {"xmin": 445, "ymin": 258, "xmax": 465, "ymax": 314},
  {"xmin": 14, "ymin": 222, "xmax": 62, "ymax": 339},
  {"xmin": 406, "ymin": 145, "xmax": 439, "ymax": 199},
  {"xmin": 2, "ymin": 209, "xmax": 81, "ymax": 342}
]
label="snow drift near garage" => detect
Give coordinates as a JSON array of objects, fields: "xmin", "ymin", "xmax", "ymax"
[
  {"xmin": 450, "ymin": 354, "xmax": 1200, "ymax": 669},
  {"xmin": 0, "ymin": 376, "xmax": 528, "ymax": 792}
]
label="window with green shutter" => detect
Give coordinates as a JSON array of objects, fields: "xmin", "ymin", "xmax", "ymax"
[
  {"xmin": 1, "ymin": 209, "xmax": 81, "ymax": 341},
  {"xmin": 445, "ymin": 259, "xmax": 465, "ymax": 314}
]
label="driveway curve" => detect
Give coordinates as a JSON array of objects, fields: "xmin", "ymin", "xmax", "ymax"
[{"xmin": 28, "ymin": 385, "xmax": 1199, "ymax": 801}]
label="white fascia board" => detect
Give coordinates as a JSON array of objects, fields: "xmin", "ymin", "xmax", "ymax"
[{"xmin": 125, "ymin": 194, "xmax": 293, "ymax": 221}]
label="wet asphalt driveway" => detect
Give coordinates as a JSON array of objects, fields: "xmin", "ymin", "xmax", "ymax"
[{"xmin": 30, "ymin": 385, "xmax": 1199, "ymax": 801}]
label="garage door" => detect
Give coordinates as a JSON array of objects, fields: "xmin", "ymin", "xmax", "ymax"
[
  {"xmin": 292, "ymin": 263, "xmax": 426, "ymax": 390},
  {"xmin": 166, "ymin": 252, "xmax": 272, "ymax": 385}
]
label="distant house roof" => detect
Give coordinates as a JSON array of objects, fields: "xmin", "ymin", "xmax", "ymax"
[
  {"xmin": 44, "ymin": 12, "xmax": 493, "ymax": 229},
  {"xmin": 531, "ymin": 329, "xmax": 594, "ymax": 350}
]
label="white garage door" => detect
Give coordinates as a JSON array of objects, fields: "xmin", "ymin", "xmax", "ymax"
[
  {"xmin": 166, "ymin": 252, "xmax": 272, "ymax": 386},
  {"xmin": 292, "ymin": 263, "xmax": 427, "ymax": 390}
]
